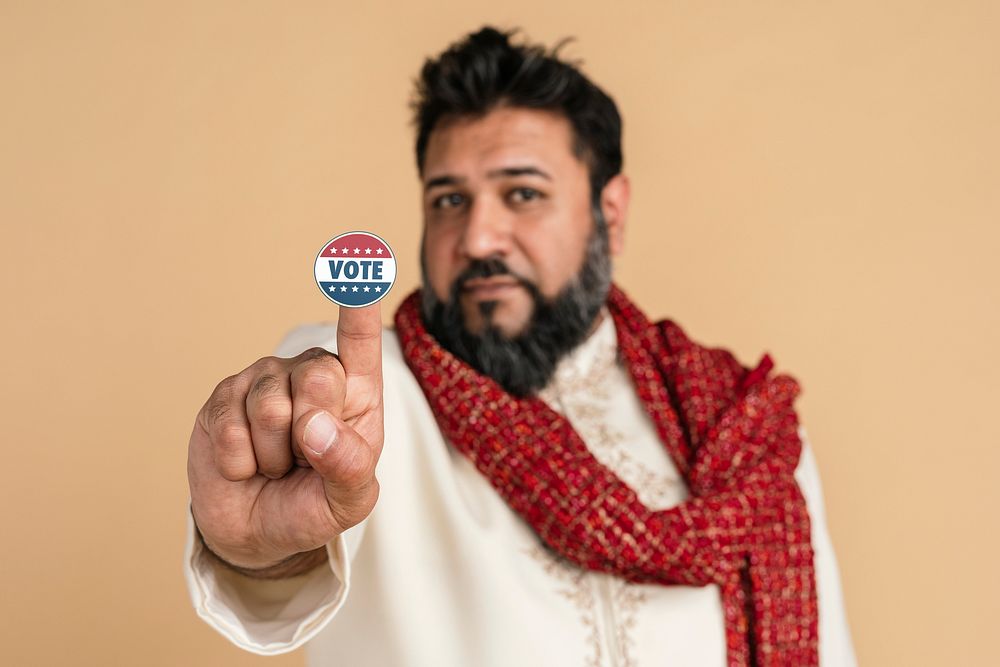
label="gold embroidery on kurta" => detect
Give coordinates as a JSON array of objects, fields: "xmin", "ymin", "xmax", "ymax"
[
  {"xmin": 524, "ymin": 544, "xmax": 604, "ymax": 667},
  {"xmin": 529, "ymin": 317, "xmax": 687, "ymax": 667}
]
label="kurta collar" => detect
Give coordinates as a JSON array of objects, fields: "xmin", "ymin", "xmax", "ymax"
[{"xmin": 538, "ymin": 305, "xmax": 618, "ymax": 400}]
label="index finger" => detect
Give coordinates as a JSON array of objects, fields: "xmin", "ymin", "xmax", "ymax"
[{"xmin": 337, "ymin": 302, "xmax": 382, "ymax": 380}]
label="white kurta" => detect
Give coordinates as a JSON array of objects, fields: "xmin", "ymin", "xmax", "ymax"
[{"xmin": 184, "ymin": 308, "xmax": 858, "ymax": 666}]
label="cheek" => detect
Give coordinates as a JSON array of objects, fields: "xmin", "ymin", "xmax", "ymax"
[
  {"xmin": 517, "ymin": 223, "xmax": 587, "ymax": 297},
  {"xmin": 423, "ymin": 226, "xmax": 460, "ymax": 295}
]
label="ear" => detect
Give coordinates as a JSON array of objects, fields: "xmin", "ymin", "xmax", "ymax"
[{"xmin": 599, "ymin": 173, "xmax": 630, "ymax": 256}]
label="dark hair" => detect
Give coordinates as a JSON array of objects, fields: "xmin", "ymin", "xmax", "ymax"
[{"xmin": 409, "ymin": 25, "xmax": 623, "ymax": 206}]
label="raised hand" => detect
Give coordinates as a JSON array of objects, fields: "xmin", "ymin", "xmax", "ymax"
[{"xmin": 187, "ymin": 303, "xmax": 384, "ymax": 576}]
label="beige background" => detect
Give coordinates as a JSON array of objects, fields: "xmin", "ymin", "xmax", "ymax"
[{"xmin": 1, "ymin": 1, "xmax": 996, "ymax": 665}]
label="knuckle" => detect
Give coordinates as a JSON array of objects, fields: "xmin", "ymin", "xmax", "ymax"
[
  {"xmin": 206, "ymin": 398, "xmax": 232, "ymax": 427},
  {"xmin": 204, "ymin": 374, "xmax": 243, "ymax": 427},
  {"xmin": 249, "ymin": 394, "xmax": 292, "ymax": 434},
  {"xmin": 214, "ymin": 373, "xmax": 240, "ymax": 399},
  {"xmin": 249, "ymin": 372, "xmax": 283, "ymax": 400},
  {"xmin": 252, "ymin": 355, "xmax": 285, "ymax": 374},
  {"xmin": 297, "ymin": 359, "xmax": 345, "ymax": 395},
  {"xmin": 298, "ymin": 346, "xmax": 336, "ymax": 361},
  {"xmin": 300, "ymin": 369, "xmax": 338, "ymax": 396},
  {"xmin": 216, "ymin": 423, "xmax": 250, "ymax": 453}
]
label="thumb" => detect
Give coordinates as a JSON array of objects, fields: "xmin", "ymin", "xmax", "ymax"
[{"xmin": 297, "ymin": 409, "xmax": 379, "ymax": 528}]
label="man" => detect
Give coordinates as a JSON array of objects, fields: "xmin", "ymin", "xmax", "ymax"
[{"xmin": 185, "ymin": 25, "xmax": 857, "ymax": 666}]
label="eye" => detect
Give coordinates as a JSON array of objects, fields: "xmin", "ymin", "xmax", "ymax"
[
  {"xmin": 432, "ymin": 192, "xmax": 466, "ymax": 209},
  {"xmin": 510, "ymin": 187, "xmax": 542, "ymax": 203}
]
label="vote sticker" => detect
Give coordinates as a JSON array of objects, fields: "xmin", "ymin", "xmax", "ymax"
[{"xmin": 313, "ymin": 231, "xmax": 396, "ymax": 308}]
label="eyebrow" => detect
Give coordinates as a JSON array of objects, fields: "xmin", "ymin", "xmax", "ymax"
[{"xmin": 423, "ymin": 166, "xmax": 553, "ymax": 193}]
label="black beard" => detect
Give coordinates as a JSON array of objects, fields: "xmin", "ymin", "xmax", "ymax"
[{"xmin": 419, "ymin": 206, "xmax": 612, "ymax": 397}]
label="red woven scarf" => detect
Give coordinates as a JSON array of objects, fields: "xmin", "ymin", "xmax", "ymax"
[{"xmin": 393, "ymin": 282, "xmax": 819, "ymax": 666}]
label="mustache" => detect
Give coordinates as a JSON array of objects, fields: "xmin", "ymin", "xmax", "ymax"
[{"xmin": 451, "ymin": 258, "xmax": 536, "ymax": 295}]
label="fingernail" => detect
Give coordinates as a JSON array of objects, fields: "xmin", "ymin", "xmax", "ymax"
[{"xmin": 303, "ymin": 411, "xmax": 338, "ymax": 455}]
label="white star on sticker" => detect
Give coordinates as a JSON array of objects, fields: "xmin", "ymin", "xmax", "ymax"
[
  {"xmin": 375, "ymin": 248, "xmax": 383, "ymax": 254},
  {"xmin": 341, "ymin": 247, "xmax": 349, "ymax": 254},
  {"xmin": 328, "ymin": 285, "xmax": 336, "ymax": 291},
  {"xmin": 352, "ymin": 286, "xmax": 359, "ymax": 292},
  {"xmin": 353, "ymin": 248, "xmax": 361, "ymax": 254},
  {"xmin": 363, "ymin": 286, "xmax": 370, "ymax": 292},
  {"xmin": 340, "ymin": 286, "xmax": 348, "ymax": 292},
  {"xmin": 375, "ymin": 286, "xmax": 382, "ymax": 292}
]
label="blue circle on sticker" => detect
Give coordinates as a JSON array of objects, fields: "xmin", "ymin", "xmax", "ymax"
[{"xmin": 314, "ymin": 231, "xmax": 396, "ymax": 308}]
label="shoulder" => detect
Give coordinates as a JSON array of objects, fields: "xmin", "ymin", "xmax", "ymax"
[{"xmin": 793, "ymin": 423, "xmax": 826, "ymax": 519}]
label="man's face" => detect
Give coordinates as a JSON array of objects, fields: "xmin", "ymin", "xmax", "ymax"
[{"xmin": 420, "ymin": 106, "xmax": 597, "ymax": 338}]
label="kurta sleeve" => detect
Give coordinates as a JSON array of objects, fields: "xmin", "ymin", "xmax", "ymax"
[
  {"xmin": 793, "ymin": 424, "xmax": 859, "ymax": 666},
  {"xmin": 183, "ymin": 506, "xmax": 367, "ymax": 655},
  {"xmin": 182, "ymin": 323, "xmax": 364, "ymax": 654}
]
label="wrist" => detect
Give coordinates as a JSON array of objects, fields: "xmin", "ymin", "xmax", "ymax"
[{"xmin": 193, "ymin": 521, "xmax": 328, "ymax": 580}]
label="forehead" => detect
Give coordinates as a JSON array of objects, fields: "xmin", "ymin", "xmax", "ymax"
[{"xmin": 423, "ymin": 106, "xmax": 583, "ymax": 178}]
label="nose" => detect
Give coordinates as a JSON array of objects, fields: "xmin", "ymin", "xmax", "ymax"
[{"xmin": 458, "ymin": 194, "xmax": 513, "ymax": 261}]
